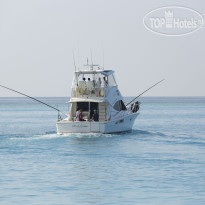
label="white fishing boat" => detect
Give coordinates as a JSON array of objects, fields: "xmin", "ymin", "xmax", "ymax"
[{"xmin": 56, "ymin": 64, "xmax": 140, "ymax": 134}]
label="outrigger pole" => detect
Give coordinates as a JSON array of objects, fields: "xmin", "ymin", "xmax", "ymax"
[
  {"xmin": 126, "ymin": 79, "xmax": 164, "ymax": 106},
  {"xmin": 0, "ymin": 84, "xmax": 68, "ymax": 117}
]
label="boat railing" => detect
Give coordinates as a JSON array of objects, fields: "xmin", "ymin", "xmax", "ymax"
[{"xmin": 71, "ymin": 86, "xmax": 109, "ymax": 98}]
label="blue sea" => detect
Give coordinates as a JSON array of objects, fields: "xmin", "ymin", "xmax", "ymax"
[{"xmin": 0, "ymin": 97, "xmax": 205, "ymax": 205}]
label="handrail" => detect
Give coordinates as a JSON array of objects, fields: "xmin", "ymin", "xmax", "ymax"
[{"xmin": 71, "ymin": 86, "xmax": 109, "ymax": 98}]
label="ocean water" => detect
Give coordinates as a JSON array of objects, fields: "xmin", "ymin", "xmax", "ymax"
[{"xmin": 0, "ymin": 97, "xmax": 205, "ymax": 205}]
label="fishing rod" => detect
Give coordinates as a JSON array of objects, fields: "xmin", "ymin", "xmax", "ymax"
[
  {"xmin": 0, "ymin": 84, "xmax": 68, "ymax": 117},
  {"xmin": 126, "ymin": 79, "xmax": 164, "ymax": 106}
]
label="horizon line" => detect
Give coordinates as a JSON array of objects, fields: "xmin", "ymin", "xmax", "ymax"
[{"xmin": 0, "ymin": 96, "xmax": 205, "ymax": 98}]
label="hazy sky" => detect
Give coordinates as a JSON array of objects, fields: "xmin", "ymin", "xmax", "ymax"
[{"xmin": 0, "ymin": 0, "xmax": 204, "ymax": 97}]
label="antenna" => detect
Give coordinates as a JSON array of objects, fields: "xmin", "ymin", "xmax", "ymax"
[
  {"xmin": 102, "ymin": 47, "xmax": 104, "ymax": 69},
  {"xmin": 77, "ymin": 43, "xmax": 80, "ymax": 71},
  {"xmin": 90, "ymin": 49, "xmax": 93, "ymax": 66},
  {"xmin": 72, "ymin": 50, "xmax": 77, "ymax": 72}
]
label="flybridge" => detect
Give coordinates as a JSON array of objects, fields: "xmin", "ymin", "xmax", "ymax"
[{"xmin": 72, "ymin": 65, "xmax": 117, "ymax": 98}]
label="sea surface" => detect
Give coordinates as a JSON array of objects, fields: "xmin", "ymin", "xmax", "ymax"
[{"xmin": 0, "ymin": 97, "xmax": 205, "ymax": 205}]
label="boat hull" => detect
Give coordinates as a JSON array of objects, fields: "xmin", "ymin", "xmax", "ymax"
[{"xmin": 56, "ymin": 113, "xmax": 139, "ymax": 134}]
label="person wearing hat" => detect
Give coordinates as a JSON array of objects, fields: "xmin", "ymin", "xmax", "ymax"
[{"xmin": 90, "ymin": 109, "xmax": 99, "ymax": 122}]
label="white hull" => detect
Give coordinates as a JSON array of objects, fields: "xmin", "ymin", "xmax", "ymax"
[{"xmin": 56, "ymin": 113, "xmax": 139, "ymax": 134}]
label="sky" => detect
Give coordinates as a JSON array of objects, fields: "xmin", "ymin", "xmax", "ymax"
[{"xmin": 0, "ymin": 0, "xmax": 204, "ymax": 97}]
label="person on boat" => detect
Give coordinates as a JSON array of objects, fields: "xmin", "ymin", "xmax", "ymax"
[
  {"xmin": 90, "ymin": 109, "xmax": 99, "ymax": 122},
  {"xmin": 78, "ymin": 77, "xmax": 87, "ymax": 94},
  {"xmin": 103, "ymin": 77, "xmax": 108, "ymax": 86},
  {"xmin": 97, "ymin": 77, "xmax": 101, "ymax": 88},
  {"xmin": 96, "ymin": 78, "xmax": 102, "ymax": 96},
  {"xmin": 102, "ymin": 76, "xmax": 108, "ymax": 96},
  {"xmin": 87, "ymin": 78, "xmax": 94, "ymax": 94},
  {"xmin": 131, "ymin": 101, "xmax": 140, "ymax": 113},
  {"xmin": 75, "ymin": 108, "xmax": 79, "ymax": 121},
  {"xmin": 77, "ymin": 109, "xmax": 85, "ymax": 121},
  {"xmin": 83, "ymin": 77, "xmax": 87, "ymax": 88}
]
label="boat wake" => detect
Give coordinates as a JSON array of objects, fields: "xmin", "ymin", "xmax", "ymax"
[
  {"xmin": 8, "ymin": 129, "xmax": 204, "ymax": 147},
  {"xmin": 131, "ymin": 129, "xmax": 167, "ymax": 137},
  {"xmin": 9, "ymin": 131, "xmax": 115, "ymax": 141}
]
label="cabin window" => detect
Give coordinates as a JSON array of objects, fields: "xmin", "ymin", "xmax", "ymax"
[
  {"xmin": 108, "ymin": 75, "xmax": 117, "ymax": 87},
  {"xmin": 113, "ymin": 100, "xmax": 127, "ymax": 111},
  {"xmin": 77, "ymin": 102, "xmax": 89, "ymax": 111}
]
